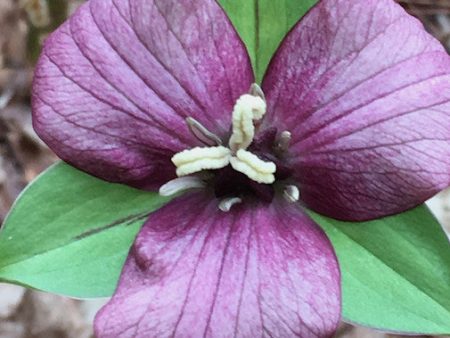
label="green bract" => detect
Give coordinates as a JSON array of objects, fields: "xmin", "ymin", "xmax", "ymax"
[
  {"xmin": 311, "ymin": 208, "xmax": 450, "ymax": 334},
  {"xmin": 0, "ymin": 163, "xmax": 169, "ymax": 297},
  {"xmin": 218, "ymin": 0, "xmax": 317, "ymax": 83}
]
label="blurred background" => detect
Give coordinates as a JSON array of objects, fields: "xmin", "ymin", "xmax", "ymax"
[{"xmin": 0, "ymin": 0, "xmax": 449, "ymax": 337}]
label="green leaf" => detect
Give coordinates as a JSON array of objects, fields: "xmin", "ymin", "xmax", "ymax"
[
  {"xmin": 0, "ymin": 162, "xmax": 169, "ymax": 298},
  {"xmin": 218, "ymin": 0, "xmax": 317, "ymax": 83},
  {"xmin": 308, "ymin": 206, "xmax": 450, "ymax": 335}
]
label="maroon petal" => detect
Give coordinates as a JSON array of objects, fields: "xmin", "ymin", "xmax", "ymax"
[
  {"xmin": 263, "ymin": 0, "xmax": 450, "ymax": 220},
  {"xmin": 32, "ymin": 0, "xmax": 253, "ymax": 189},
  {"xmin": 94, "ymin": 193, "xmax": 341, "ymax": 338}
]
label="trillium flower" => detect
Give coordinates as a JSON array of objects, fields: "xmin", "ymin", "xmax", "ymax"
[{"xmin": 31, "ymin": 0, "xmax": 450, "ymax": 337}]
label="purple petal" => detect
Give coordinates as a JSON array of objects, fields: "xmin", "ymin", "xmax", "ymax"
[
  {"xmin": 32, "ymin": 0, "xmax": 253, "ymax": 189},
  {"xmin": 94, "ymin": 193, "xmax": 341, "ymax": 338},
  {"xmin": 263, "ymin": 0, "xmax": 450, "ymax": 220}
]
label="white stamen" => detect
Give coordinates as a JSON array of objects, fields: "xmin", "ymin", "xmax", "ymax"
[
  {"xmin": 186, "ymin": 117, "xmax": 222, "ymax": 146},
  {"xmin": 230, "ymin": 149, "xmax": 276, "ymax": 184},
  {"xmin": 219, "ymin": 197, "xmax": 242, "ymax": 212},
  {"xmin": 159, "ymin": 177, "xmax": 206, "ymax": 196},
  {"xmin": 283, "ymin": 185, "xmax": 300, "ymax": 203},
  {"xmin": 228, "ymin": 94, "xmax": 267, "ymax": 152},
  {"xmin": 276, "ymin": 131, "xmax": 291, "ymax": 152},
  {"xmin": 249, "ymin": 83, "xmax": 266, "ymax": 102},
  {"xmin": 172, "ymin": 146, "xmax": 231, "ymax": 176}
]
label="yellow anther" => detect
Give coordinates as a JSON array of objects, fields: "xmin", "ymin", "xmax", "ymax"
[
  {"xmin": 229, "ymin": 149, "xmax": 276, "ymax": 184},
  {"xmin": 172, "ymin": 146, "xmax": 231, "ymax": 177},
  {"xmin": 228, "ymin": 94, "xmax": 266, "ymax": 152}
]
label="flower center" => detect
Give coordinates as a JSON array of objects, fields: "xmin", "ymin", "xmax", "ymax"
[
  {"xmin": 159, "ymin": 84, "xmax": 299, "ymax": 211},
  {"xmin": 171, "ymin": 91, "xmax": 276, "ymax": 184}
]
